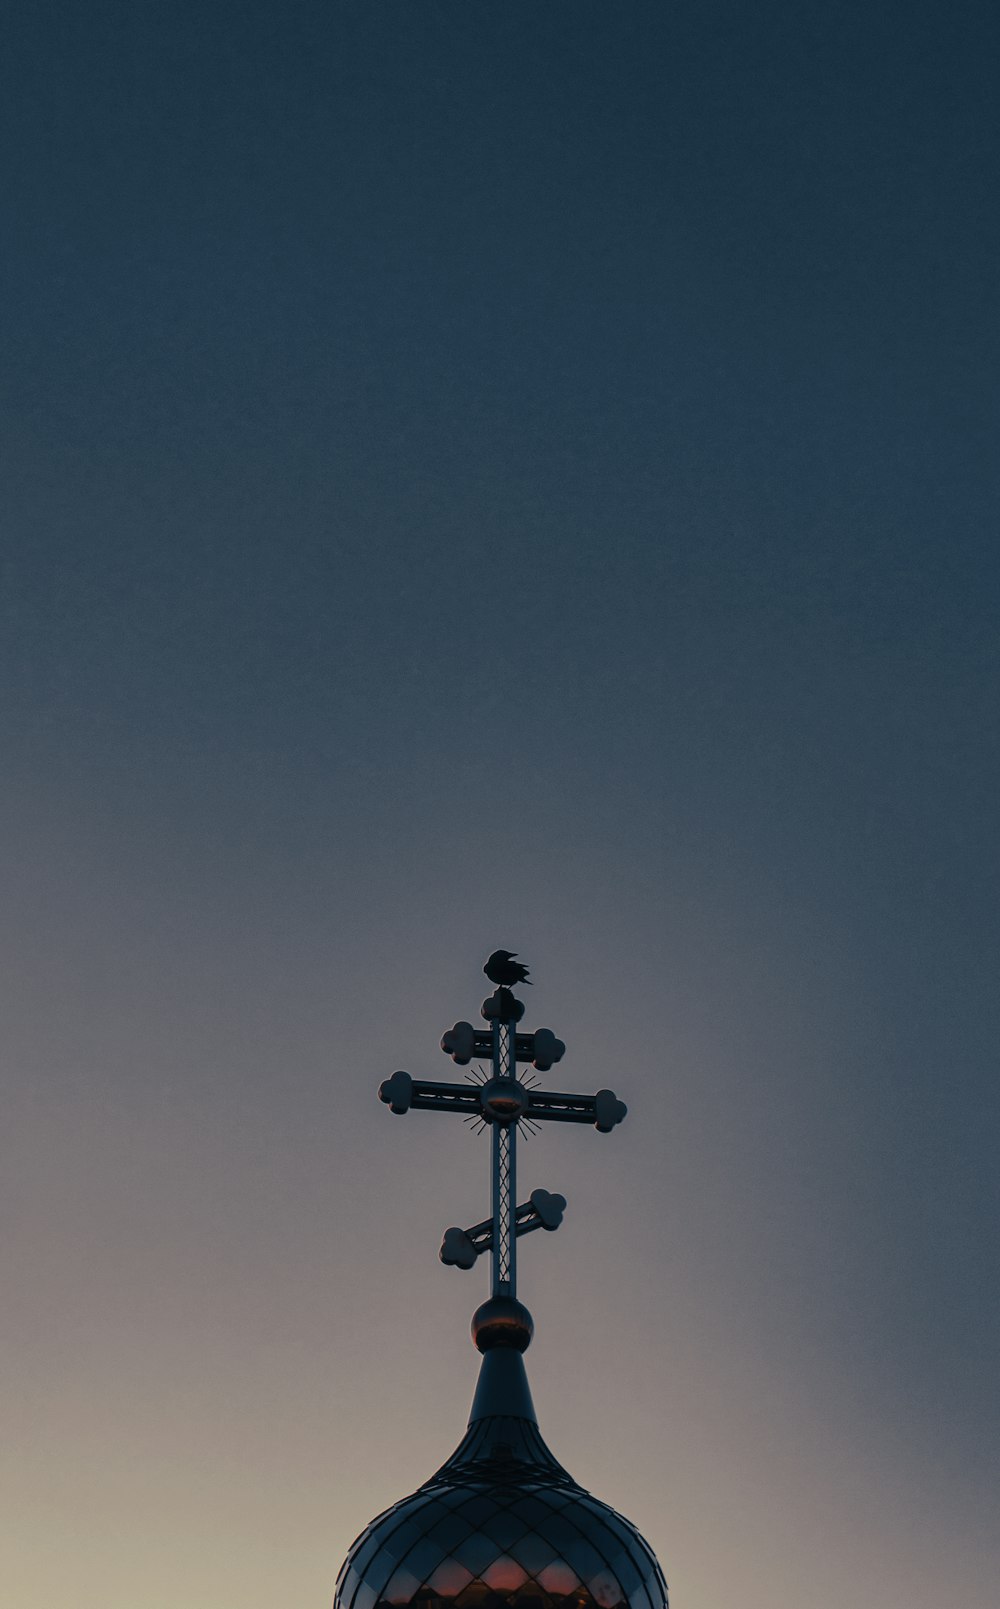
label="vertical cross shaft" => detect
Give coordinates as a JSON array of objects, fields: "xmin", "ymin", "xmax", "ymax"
[{"xmin": 492, "ymin": 1017, "xmax": 517, "ymax": 1298}]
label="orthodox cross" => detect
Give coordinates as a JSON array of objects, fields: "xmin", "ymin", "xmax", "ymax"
[{"xmin": 378, "ymin": 952, "xmax": 627, "ymax": 1300}]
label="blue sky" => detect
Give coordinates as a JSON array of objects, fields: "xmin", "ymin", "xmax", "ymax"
[{"xmin": 1, "ymin": 5, "xmax": 998, "ymax": 1606}]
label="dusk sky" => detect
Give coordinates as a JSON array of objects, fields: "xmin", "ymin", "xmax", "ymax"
[{"xmin": 2, "ymin": 4, "xmax": 998, "ymax": 1607}]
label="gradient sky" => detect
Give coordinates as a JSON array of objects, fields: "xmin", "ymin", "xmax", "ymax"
[{"xmin": 2, "ymin": 4, "xmax": 998, "ymax": 1607}]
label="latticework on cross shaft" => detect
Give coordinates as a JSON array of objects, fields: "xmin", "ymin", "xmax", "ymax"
[
  {"xmin": 499, "ymin": 1022, "xmax": 514, "ymax": 1080},
  {"xmin": 496, "ymin": 1125, "xmax": 513, "ymax": 1287}
]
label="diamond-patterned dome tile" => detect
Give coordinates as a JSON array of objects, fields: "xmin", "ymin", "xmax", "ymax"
[
  {"xmin": 508, "ymin": 1531, "xmax": 559, "ymax": 1576},
  {"xmin": 536, "ymin": 1560, "xmax": 581, "ymax": 1596},
  {"xmin": 453, "ymin": 1531, "xmax": 504, "ymax": 1577},
  {"xmin": 381, "ymin": 1565, "xmax": 422, "ymax": 1605},
  {"xmin": 481, "ymin": 1556, "xmax": 530, "ymax": 1592},
  {"xmin": 456, "ymin": 1495, "xmax": 501, "ymax": 1529},
  {"xmin": 481, "ymin": 1509, "xmax": 531, "ymax": 1551},
  {"xmin": 588, "ymin": 1568, "xmax": 627, "ymax": 1608},
  {"xmin": 426, "ymin": 1559, "xmax": 476, "ymax": 1596},
  {"xmin": 398, "ymin": 1535, "xmax": 447, "ymax": 1582}
]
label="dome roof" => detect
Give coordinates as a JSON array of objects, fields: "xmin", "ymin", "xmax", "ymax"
[{"xmin": 335, "ymin": 1348, "xmax": 668, "ymax": 1609}]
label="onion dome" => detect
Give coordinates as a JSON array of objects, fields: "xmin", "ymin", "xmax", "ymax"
[{"xmin": 334, "ymin": 1303, "xmax": 668, "ymax": 1609}]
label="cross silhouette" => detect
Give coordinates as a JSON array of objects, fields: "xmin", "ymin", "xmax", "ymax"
[{"xmin": 378, "ymin": 960, "xmax": 627, "ymax": 1300}]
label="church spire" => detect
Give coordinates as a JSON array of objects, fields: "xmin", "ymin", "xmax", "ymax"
[{"xmin": 335, "ymin": 953, "xmax": 668, "ymax": 1609}]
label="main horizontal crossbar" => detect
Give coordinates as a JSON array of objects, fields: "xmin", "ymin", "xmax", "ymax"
[{"xmin": 379, "ymin": 1071, "xmax": 626, "ymax": 1132}]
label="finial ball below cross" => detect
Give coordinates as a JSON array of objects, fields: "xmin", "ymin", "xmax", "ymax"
[{"xmin": 377, "ymin": 952, "xmax": 627, "ymax": 1328}]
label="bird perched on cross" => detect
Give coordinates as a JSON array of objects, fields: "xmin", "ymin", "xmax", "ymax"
[{"xmin": 483, "ymin": 949, "xmax": 532, "ymax": 987}]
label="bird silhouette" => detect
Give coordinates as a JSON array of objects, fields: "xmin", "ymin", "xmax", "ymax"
[{"xmin": 484, "ymin": 949, "xmax": 532, "ymax": 987}]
